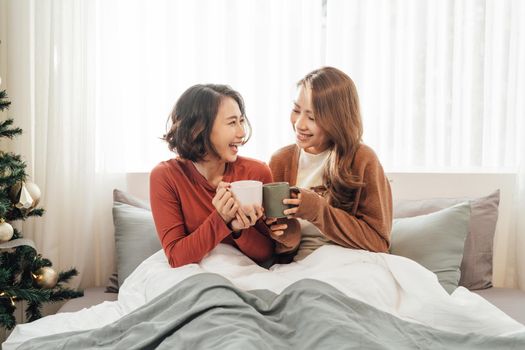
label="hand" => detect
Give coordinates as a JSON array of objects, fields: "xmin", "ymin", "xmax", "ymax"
[
  {"xmin": 230, "ymin": 204, "xmax": 264, "ymax": 232},
  {"xmin": 265, "ymin": 217, "xmax": 288, "ymax": 238},
  {"xmin": 212, "ymin": 187, "xmax": 238, "ymax": 224},
  {"xmin": 282, "ymin": 190, "xmax": 302, "ymax": 218},
  {"xmin": 241, "ymin": 204, "xmax": 264, "ymax": 225}
]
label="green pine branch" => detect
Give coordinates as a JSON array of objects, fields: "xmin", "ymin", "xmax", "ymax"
[
  {"xmin": 0, "ymin": 193, "xmax": 11, "ymax": 218},
  {"xmin": 57, "ymin": 268, "xmax": 79, "ymax": 284},
  {"xmin": 4, "ymin": 288, "xmax": 51, "ymax": 304},
  {"xmin": 16, "ymin": 245, "xmax": 36, "ymax": 260},
  {"xmin": 50, "ymin": 288, "xmax": 84, "ymax": 301},
  {"xmin": 0, "ymin": 152, "xmax": 26, "ymax": 169},
  {"xmin": 25, "ymin": 300, "xmax": 43, "ymax": 322},
  {"xmin": 0, "ymin": 301, "xmax": 16, "ymax": 330},
  {"xmin": 0, "ymin": 168, "xmax": 26, "ymax": 189},
  {"xmin": 5, "ymin": 207, "xmax": 44, "ymax": 222},
  {"xmin": 11, "ymin": 227, "xmax": 22, "ymax": 240},
  {"xmin": 0, "ymin": 152, "xmax": 27, "ymax": 188},
  {"xmin": 0, "ymin": 253, "xmax": 23, "ymax": 285},
  {"xmin": 0, "ymin": 268, "xmax": 12, "ymax": 285},
  {"xmin": 32, "ymin": 257, "xmax": 52, "ymax": 270},
  {"xmin": 0, "ymin": 119, "xmax": 22, "ymax": 139},
  {"xmin": 0, "ymin": 152, "xmax": 27, "ymax": 222},
  {"xmin": 25, "ymin": 208, "xmax": 45, "ymax": 217},
  {"xmin": 4, "ymin": 207, "xmax": 26, "ymax": 221},
  {"xmin": 0, "ymin": 90, "xmax": 11, "ymax": 112}
]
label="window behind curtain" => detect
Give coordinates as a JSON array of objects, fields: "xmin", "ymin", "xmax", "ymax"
[
  {"xmin": 95, "ymin": 0, "xmax": 324, "ymax": 172},
  {"xmin": 95, "ymin": 0, "xmax": 523, "ymax": 173}
]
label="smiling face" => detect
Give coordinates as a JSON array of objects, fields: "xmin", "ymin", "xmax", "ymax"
[
  {"xmin": 290, "ymin": 84, "xmax": 330, "ymax": 154},
  {"xmin": 209, "ymin": 96, "xmax": 247, "ymax": 163}
]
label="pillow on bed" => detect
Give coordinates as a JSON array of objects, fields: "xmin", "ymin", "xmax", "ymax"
[
  {"xmin": 393, "ymin": 190, "xmax": 499, "ymax": 290},
  {"xmin": 108, "ymin": 189, "xmax": 161, "ymax": 291},
  {"xmin": 114, "ymin": 188, "xmax": 151, "ymax": 210},
  {"xmin": 390, "ymin": 202, "xmax": 471, "ymax": 294}
]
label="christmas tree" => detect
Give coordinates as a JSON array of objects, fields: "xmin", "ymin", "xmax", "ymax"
[{"xmin": 0, "ymin": 81, "xmax": 83, "ymax": 330}]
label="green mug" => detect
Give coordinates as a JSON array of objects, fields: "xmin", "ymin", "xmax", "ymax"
[{"xmin": 262, "ymin": 182, "xmax": 300, "ymax": 218}]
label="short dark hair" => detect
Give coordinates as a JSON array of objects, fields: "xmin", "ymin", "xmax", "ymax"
[{"xmin": 164, "ymin": 84, "xmax": 251, "ymax": 162}]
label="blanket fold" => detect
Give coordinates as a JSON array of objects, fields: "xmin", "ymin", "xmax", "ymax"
[{"xmin": 18, "ymin": 273, "xmax": 525, "ymax": 350}]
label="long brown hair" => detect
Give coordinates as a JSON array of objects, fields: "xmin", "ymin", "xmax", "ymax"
[{"xmin": 298, "ymin": 67, "xmax": 365, "ymax": 212}]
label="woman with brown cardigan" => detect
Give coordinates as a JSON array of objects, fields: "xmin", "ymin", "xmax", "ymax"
[{"xmin": 266, "ymin": 67, "xmax": 393, "ymax": 261}]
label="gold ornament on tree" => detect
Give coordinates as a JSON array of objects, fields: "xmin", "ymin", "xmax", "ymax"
[
  {"xmin": 0, "ymin": 162, "xmax": 11, "ymax": 178},
  {"xmin": 0, "ymin": 220, "xmax": 14, "ymax": 242},
  {"xmin": 10, "ymin": 181, "xmax": 41, "ymax": 211},
  {"xmin": 32, "ymin": 267, "xmax": 58, "ymax": 289}
]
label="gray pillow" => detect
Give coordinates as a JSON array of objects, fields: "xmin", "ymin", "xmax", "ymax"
[
  {"xmin": 113, "ymin": 188, "xmax": 151, "ymax": 211},
  {"xmin": 390, "ymin": 202, "xmax": 471, "ymax": 294},
  {"xmin": 394, "ymin": 190, "xmax": 499, "ymax": 290},
  {"xmin": 108, "ymin": 189, "xmax": 161, "ymax": 291}
]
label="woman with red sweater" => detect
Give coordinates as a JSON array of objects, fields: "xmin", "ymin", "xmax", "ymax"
[
  {"xmin": 266, "ymin": 67, "xmax": 393, "ymax": 261},
  {"xmin": 150, "ymin": 84, "xmax": 274, "ymax": 268}
]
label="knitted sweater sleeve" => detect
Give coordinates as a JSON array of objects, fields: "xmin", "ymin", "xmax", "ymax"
[{"xmin": 149, "ymin": 163, "xmax": 232, "ymax": 268}]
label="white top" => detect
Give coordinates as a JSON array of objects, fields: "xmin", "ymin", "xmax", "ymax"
[
  {"xmin": 294, "ymin": 148, "xmax": 333, "ymax": 261},
  {"xmin": 296, "ymin": 148, "xmax": 330, "ymax": 189}
]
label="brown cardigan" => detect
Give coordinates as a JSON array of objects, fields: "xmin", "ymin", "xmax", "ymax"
[{"xmin": 268, "ymin": 144, "xmax": 392, "ymax": 255}]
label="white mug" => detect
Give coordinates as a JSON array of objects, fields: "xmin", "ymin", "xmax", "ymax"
[{"xmin": 229, "ymin": 180, "xmax": 263, "ymax": 206}]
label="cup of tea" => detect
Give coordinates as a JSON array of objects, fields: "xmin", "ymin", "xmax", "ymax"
[
  {"xmin": 262, "ymin": 182, "xmax": 300, "ymax": 218},
  {"xmin": 229, "ymin": 180, "xmax": 263, "ymax": 207}
]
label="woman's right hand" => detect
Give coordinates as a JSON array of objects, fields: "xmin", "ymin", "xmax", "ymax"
[
  {"xmin": 265, "ymin": 217, "xmax": 288, "ymax": 238},
  {"xmin": 212, "ymin": 187, "xmax": 238, "ymax": 224}
]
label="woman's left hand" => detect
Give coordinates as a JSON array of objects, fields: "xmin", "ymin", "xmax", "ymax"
[
  {"xmin": 282, "ymin": 191, "xmax": 302, "ymax": 218},
  {"xmin": 230, "ymin": 204, "xmax": 264, "ymax": 232},
  {"xmin": 240, "ymin": 204, "xmax": 264, "ymax": 226}
]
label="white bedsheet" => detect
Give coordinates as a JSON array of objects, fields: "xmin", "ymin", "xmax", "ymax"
[{"xmin": 4, "ymin": 244, "xmax": 525, "ymax": 349}]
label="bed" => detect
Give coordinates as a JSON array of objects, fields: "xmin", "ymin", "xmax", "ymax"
[{"xmin": 3, "ymin": 172, "xmax": 525, "ymax": 349}]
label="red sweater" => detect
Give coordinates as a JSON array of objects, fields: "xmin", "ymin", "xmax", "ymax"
[{"xmin": 150, "ymin": 156, "xmax": 274, "ymax": 267}]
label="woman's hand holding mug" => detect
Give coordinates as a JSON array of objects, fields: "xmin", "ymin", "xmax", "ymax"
[
  {"xmin": 212, "ymin": 183, "xmax": 238, "ymax": 224},
  {"xmin": 265, "ymin": 217, "xmax": 288, "ymax": 237},
  {"xmin": 282, "ymin": 190, "xmax": 301, "ymax": 218},
  {"xmin": 222, "ymin": 181, "xmax": 265, "ymax": 233}
]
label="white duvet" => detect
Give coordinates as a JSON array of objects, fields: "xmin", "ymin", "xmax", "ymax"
[{"xmin": 4, "ymin": 244, "xmax": 525, "ymax": 349}]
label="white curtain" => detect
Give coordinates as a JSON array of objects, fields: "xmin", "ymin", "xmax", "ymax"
[
  {"xmin": 96, "ymin": 0, "xmax": 324, "ymax": 172},
  {"xmin": 326, "ymin": 0, "xmax": 525, "ymax": 288},
  {"xmin": 514, "ymin": 0, "xmax": 525, "ymax": 291},
  {"xmin": 3, "ymin": 0, "xmax": 125, "ymax": 289},
  {"xmin": 326, "ymin": 0, "xmax": 521, "ymax": 171}
]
